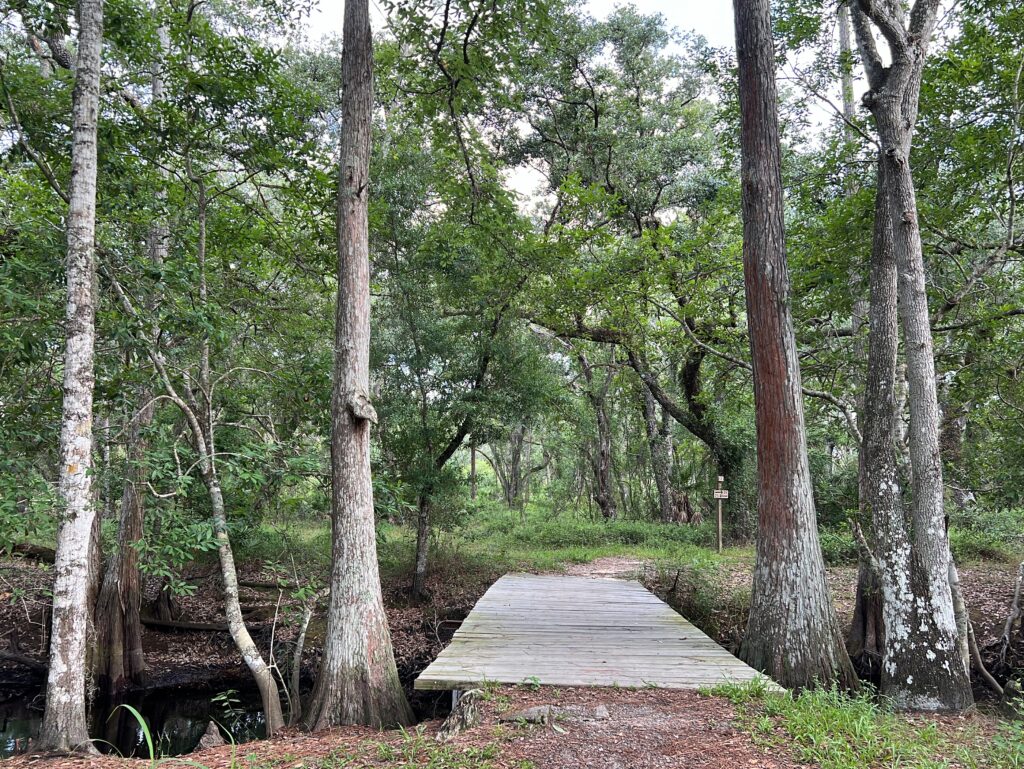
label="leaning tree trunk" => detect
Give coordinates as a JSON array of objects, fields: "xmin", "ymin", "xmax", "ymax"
[
  {"xmin": 732, "ymin": 0, "xmax": 858, "ymax": 690},
  {"xmin": 640, "ymin": 385, "xmax": 674, "ymax": 522},
  {"xmin": 304, "ymin": 0, "xmax": 413, "ymax": 729},
  {"xmin": 205, "ymin": 466, "xmax": 286, "ymax": 732},
  {"xmin": 196, "ymin": 180, "xmax": 287, "ymax": 734},
  {"xmin": 39, "ymin": 0, "xmax": 104, "ymax": 753}
]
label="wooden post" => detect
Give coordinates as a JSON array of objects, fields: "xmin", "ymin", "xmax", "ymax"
[{"xmin": 714, "ymin": 476, "xmax": 729, "ymax": 553}]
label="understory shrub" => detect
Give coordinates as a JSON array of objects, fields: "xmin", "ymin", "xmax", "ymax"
[
  {"xmin": 818, "ymin": 527, "xmax": 857, "ymax": 566},
  {"xmin": 949, "ymin": 507, "xmax": 1024, "ymax": 562}
]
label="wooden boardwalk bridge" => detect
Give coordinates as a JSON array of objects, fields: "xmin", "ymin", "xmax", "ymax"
[{"xmin": 415, "ymin": 573, "xmax": 774, "ymax": 691}]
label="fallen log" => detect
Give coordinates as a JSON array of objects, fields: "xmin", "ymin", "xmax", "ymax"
[
  {"xmin": 0, "ymin": 650, "xmax": 47, "ymax": 672},
  {"xmin": 6, "ymin": 543, "xmax": 56, "ymax": 563},
  {"xmin": 141, "ymin": 617, "xmax": 228, "ymax": 632},
  {"xmin": 238, "ymin": 579, "xmax": 296, "ymax": 590}
]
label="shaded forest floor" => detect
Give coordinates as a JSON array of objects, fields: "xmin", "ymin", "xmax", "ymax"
[
  {"xmin": 4, "ymin": 683, "xmax": 1018, "ymax": 769},
  {"xmin": 3, "ymin": 687, "xmax": 812, "ymax": 769},
  {"xmin": 2, "ymin": 515, "xmax": 1023, "ymax": 767}
]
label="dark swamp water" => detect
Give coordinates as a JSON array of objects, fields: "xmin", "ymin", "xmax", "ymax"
[
  {"xmin": 0, "ymin": 604, "xmax": 463, "ymax": 758},
  {"xmin": 0, "ymin": 683, "xmax": 266, "ymax": 758}
]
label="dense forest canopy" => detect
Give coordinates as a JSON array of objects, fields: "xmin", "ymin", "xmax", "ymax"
[
  {"xmin": 0, "ymin": 0, "xmax": 1023, "ymax": 762},
  {"xmin": 3, "ymin": 0, "xmax": 1022, "ymax": 542}
]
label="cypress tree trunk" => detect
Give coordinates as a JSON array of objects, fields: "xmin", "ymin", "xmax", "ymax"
[
  {"xmin": 305, "ymin": 0, "xmax": 413, "ymax": 729},
  {"xmin": 851, "ymin": 0, "xmax": 973, "ymax": 710},
  {"xmin": 39, "ymin": 0, "xmax": 104, "ymax": 753},
  {"xmin": 94, "ymin": 395, "xmax": 153, "ymax": 694},
  {"xmin": 732, "ymin": 0, "xmax": 858, "ymax": 690}
]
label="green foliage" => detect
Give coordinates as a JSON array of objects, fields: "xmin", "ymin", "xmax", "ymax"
[
  {"xmin": 948, "ymin": 527, "xmax": 1018, "ymax": 564},
  {"xmin": 133, "ymin": 508, "xmax": 220, "ymax": 596},
  {"xmin": 234, "ymin": 520, "xmax": 332, "ymax": 574},
  {"xmin": 211, "ymin": 689, "xmax": 246, "ymax": 731},
  {"xmin": 354, "ymin": 727, "xmax": 501, "ymax": 769},
  {"xmin": 0, "ymin": 468, "xmax": 56, "ymax": 550},
  {"xmin": 707, "ymin": 682, "xmax": 1024, "ymax": 769},
  {"xmin": 2, "ymin": 7, "xmax": 1023, "ymax": 767},
  {"xmin": 818, "ymin": 528, "xmax": 857, "ymax": 567},
  {"xmin": 817, "ymin": 510, "xmax": 1024, "ymax": 567},
  {"xmin": 658, "ymin": 561, "xmax": 751, "ymax": 646},
  {"xmin": 950, "ymin": 507, "xmax": 1024, "ymax": 559}
]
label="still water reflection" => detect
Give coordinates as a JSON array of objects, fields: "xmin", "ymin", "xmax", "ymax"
[{"xmin": 0, "ymin": 685, "xmax": 265, "ymax": 757}]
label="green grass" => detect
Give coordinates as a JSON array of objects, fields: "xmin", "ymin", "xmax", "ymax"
[
  {"xmin": 706, "ymin": 680, "xmax": 1024, "ymax": 769},
  {"xmin": 354, "ymin": 727, "xmax": 509, "ymax": 769},
  {"xmin": 438, "ymin": 499, "xmax": 740, "ymax": 573},
  {"xmin": 328, "ymin": 498, "xmax": 749, "ymax": 585}
]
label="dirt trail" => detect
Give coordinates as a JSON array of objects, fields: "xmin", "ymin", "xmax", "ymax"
[{"xmin": 562, "ymin": 556, "xmax": 649, "ymax": 580}]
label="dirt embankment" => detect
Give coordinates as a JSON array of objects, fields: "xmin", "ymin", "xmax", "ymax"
[{"xmin": 2, "ymin": 686, "xmax": 811, "ymax": 769}]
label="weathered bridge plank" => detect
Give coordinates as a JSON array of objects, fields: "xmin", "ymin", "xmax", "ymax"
[{"xmin": 414, "ymin": 573, "xmax": 777, "ymax": 691}]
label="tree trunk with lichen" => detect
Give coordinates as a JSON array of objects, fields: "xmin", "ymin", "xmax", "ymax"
[
  {"xmin": 850, "ymin": 0, "xmax": 973, "ymax": 710},
  {"xmin": 39, "ymin": 0, "xmax": 104, "ymax": 753}
]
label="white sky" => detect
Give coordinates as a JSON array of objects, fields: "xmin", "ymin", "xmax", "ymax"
[
  {"xmin": 308, "ymin": 1, "xmax": 738, "ymax": 50},
  {"xmin": 585, "ymin": 0, "xmax": 736, "ymax": 48}
]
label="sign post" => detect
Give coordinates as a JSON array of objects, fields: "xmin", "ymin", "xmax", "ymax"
[{"xmin": 713, "ymin": 476, "xmax": 729, "ymax": 553}]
